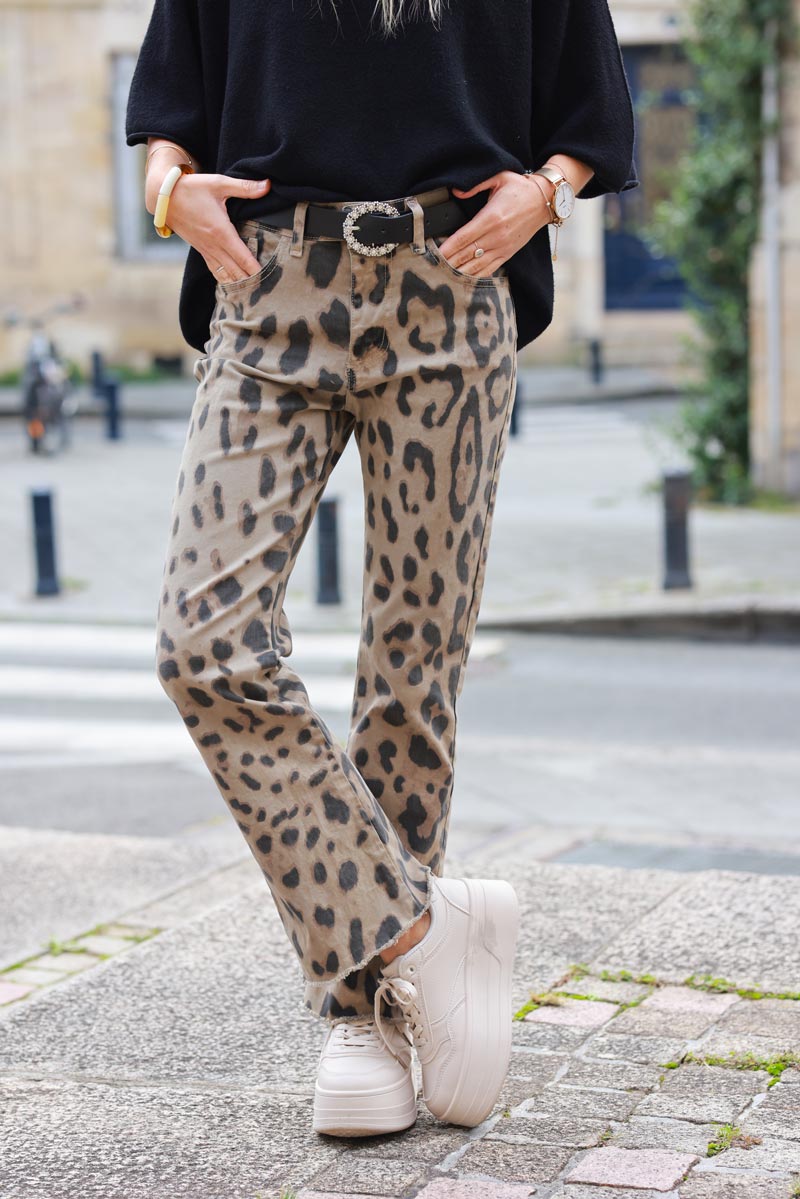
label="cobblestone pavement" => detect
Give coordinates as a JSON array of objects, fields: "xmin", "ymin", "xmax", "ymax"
[
  {"xmin": 5, "ymin": 959, "xmax": 800, "ymax": 1196},
  {"xmin": 1, "ymin": 855, "xmax": 798, "ymax": 1198}
]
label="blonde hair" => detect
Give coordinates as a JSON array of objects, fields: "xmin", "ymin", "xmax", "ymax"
[{"xmin": 324, "ymin": 0, "xmax": 448, "ymax": 38}]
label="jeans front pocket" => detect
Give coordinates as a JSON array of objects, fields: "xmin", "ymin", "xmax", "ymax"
[
  {"xmin": 216, "ymin": 223, "xmax": 289, "ymax": 296},
  {"xmin": 425, "ymin": 234, "xmax": 510, "ymax": 290}
]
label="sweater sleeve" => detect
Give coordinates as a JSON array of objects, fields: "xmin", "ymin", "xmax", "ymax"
[
  {"xmin": 530, "ymin": 0, "xmax": 639, "ymax": 198},
  {"xmin": 125, "ymin": 0, "xmax": 208, "ymax": 167}
]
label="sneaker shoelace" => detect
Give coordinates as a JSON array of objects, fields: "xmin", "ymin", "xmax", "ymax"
[
  {"xmin": 373, "ymin": 976, "xmax": 426, "ymax": 1064},
  {"xmin": 330, "ymin": 1017, "xmax": 384, "ymax": 1049}
]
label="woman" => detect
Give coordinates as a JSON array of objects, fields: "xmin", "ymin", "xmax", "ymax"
[{"xmin": 126, "ymin": 0, "xmax": 637, "ymax": 1139}]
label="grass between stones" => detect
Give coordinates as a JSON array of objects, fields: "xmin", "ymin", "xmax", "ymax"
[
  {"xmin": 686, "ymin": 973, "xmax": 800, "ymax": 1002},
  {"xmin": 706, "ymin": 1123, "xmax": 763, "ymax": 1156},
  {"xmin": 0, "ymin": 921, "xmax": 163, "ymax": 1004},
  {"xmin": 513, "ymin": 964, "xmax": 800, "ymax": 1021},
  {"xmin": 44, "ymin": 938, "xmax": 94, "ymax": 956},
  {"xmin": 513, "ymin": 964, "xmax": 658, "ymax": 1020},
  {"xmin": 686, "ymin": 1049, "xmax": 800, "ymax": 1086}
]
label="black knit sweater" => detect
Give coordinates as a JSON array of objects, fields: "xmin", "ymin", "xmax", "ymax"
[{"xmin": 126, "ymin": 0, "xmax": 638, "ymax": 353}]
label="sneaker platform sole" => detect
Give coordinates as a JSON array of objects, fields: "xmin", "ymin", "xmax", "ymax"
[
  {"xmin": 432, "ymin": 877, "xmax": 520, "ymax": 1128},
  {"xmin": 313, "ymin": 1076, "xmax": 418, "ymax": 1137}
]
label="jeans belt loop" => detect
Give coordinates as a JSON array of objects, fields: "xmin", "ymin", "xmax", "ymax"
[
  {"xmin": 404, "ymin": 195, "xmax": 427, "ymax": 255},
  {"xmin": 290, "ymin": 200, "xmax": 309, "ymax": 258}
]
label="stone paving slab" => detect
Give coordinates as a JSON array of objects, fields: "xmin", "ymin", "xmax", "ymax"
[
  {"xmin": 302, "ymin": 1156, "xmax": 429, "ymax": 1195},
  {"xmin": 583, "ymin": 1031, "xmax": 690, "ymax": 1065},
  {"xmin": 557, "ymin": 976, "xmax": 652, "ymax": 1004},
  {"xmin": 591, "ymin": 871, "xmax": 800, "ymax": 992},
  {"xmin": 719, "ymin": 997, "xmax": 800, "ymax": 1038},
  {"xmin": 564, "ymin": 1146, "xmax": 699, "ymax": 1190},
  {"xmin": 552, "ymin": 1188, "xmax": 668, "ymax": 1199},
  {"xmin": 513, "ymin": 1021, "xmax": 593, "ymax": 1054},
  {"xmin": 0, "ymin": 1078, "xmax": 338, "ymax": 1199},
  {"xmin": 456, "ymin": 1139, "xmax": 574, "ymax": 1183},
  {"xmin": 297, "ymin": 1193, "xmax": 395, "ymax": 1199},
  {"xmin": 741, "ymin": 1103, "xmax": 800, "ymax": 1140},
  {"xmin": 518, "ymin": 1084, "xmax": 640, "ymax": 1122},
  {"xmin": 487, "ymin": 1114, "xmax": 612, "ymax": 1147},
  {"xmin": 335, "ymin": 1112, "xmax": 469, "ymax": 1164},
  {"xmin": 609, "ymin": 1116, "xmax": 719, "ymax": 1156},
  {"xmin": 525, "ymin": 998, "xmax": 620, "ymax": 1029},
  {"xmin": 297, "ymin": 1194, "xmax": 395, "ymax": 1199},
  {"xmin": 634, "ymin": 1062, "xmax": 769, "ymax": 1125},
  {"xmin": 609, "ymin": 1007, "xmax": 718, "ymax": 1039},
  {"xmin": 0, "ymin": 824, "xmax": 242, "ymax": 969},
  {"xmin": 710, "ymin": 1135, "xmax": 800, "ymax": 1171},
  {"xmin": 414, "ymin": 1182, "xmax": 535, "ymax": 1199},
  {"xmin": 559, "ymin": 1058, "xmax": 664, "ymax": 1092},
  {"xmin": 640, "ymin": 986, "xmax": 741, "ymax": 1017},
  {"xmin": 699, "ymin": 1029, "xmax": 800, "ymax": 1059},
  {"xmin": 1, "ymin": 964, "xmax": 64, "ymax": 987},
  {"xmin": 678, "ymin": 1174, "xmax": 798, "ymax": 1198},
  {"xmin": 758, "ymin": 1077, "xmax": 800, "ymax": 1109},
  {"xmin": 0, "ymin": 979, "xmax": 32, "ymax": 1004}
]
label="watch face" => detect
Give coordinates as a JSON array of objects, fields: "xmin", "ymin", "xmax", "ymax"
[{"xmin": 554, "ymin": 181, "xmax": 575, "ymax": 219}]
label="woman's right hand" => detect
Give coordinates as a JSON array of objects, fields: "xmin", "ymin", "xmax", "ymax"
[{"xmin": 145, "ymin": 170, "xmax": 272, "ymax": 282}]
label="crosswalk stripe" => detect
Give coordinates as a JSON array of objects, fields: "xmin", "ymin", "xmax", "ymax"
[
  {"xmin": 0, "ymin": 717, "xmax": 195, "ymax": 767},
  {"xmin": 0, "ymin": 624, "xmax": 504, "ymax": 665},
  {"xmin": 0, "ymin": 625, "xmax": 506, "ymax": 770},
  {"xmin": 0, "ymin": 665, "xmax": 355, "ymax": 710},
  {"xmin": 5, "ymin": 722, "xmax": 797, "ymax": 775}
]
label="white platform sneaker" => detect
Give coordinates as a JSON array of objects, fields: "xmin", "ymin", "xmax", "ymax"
[
  {"xmin": 374, "ymin": 874, "xmax": 520, "ymax": 1128},
  {"xmin": 312, "ymin": 1016, "xmax": 418, "ymax": 1137}
]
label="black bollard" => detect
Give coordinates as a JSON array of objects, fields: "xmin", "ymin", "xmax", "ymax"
[
  {"xmin": 316, "ymin": 496, "xmax": 341, "ymax": 604},
  {"xmin": 662, "ymin": 470, "xmax": 693, "ymax": 590},
  {"xmin": 589, "ymin": 337, "xmax": 604, "ymax": 385},
  {"xmin": 31, "ymin": 488, "xmax": 60, "ymax": 596},
  {"xmin": 509, "ymin": 374, "xmax": 521, "ymax": 438},
  {"xmin": 90, "ymin": 349, "xmax": 106, "ymax": 400},
  {"xmin": 104, "ymin": 379, "xmax": 122, "ymax": 440}
]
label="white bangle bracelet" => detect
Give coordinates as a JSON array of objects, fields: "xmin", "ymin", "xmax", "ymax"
[{"xmin": 153, "ymin": 163, "xmax": 193, "ymax": 238}]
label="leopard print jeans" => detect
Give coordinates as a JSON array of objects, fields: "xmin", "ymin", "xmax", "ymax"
[{"xmin": 156, "ymin": 186, "xmax": 518, "ymax": 1021}]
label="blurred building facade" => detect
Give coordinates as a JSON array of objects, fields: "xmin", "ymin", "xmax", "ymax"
[
  {"xmin": 1, "ymin": 0, "xmax": 786, "ymax": 407},
  {"xmin": 748, "ymin": 0, "xmax": 800, "ymax": 496}
]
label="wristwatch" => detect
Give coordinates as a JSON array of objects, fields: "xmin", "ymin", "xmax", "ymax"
[
  {"xmin": 524, "ymin": 165, "xmax": 576, "ymax": 260},
  {"xmin": 528, "ymin": 165, "xmax": 576, "ymax": 222}
]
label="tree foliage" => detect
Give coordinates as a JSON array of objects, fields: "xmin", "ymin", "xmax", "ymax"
[{"xmin": 650, "ymin": 0, "xmax": 795, "ymax": 503}]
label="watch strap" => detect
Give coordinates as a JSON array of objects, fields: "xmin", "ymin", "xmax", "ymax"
[{"xmin": 532, "ymin": 165, "xmax": 568, "ymax": 189}]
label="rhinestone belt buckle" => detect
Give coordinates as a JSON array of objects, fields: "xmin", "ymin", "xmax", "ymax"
[{"xmin": 342, "ymin": 200, "xmax": 402, "ymax": 257}]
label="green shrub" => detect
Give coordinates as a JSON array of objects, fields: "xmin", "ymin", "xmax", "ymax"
[{"xmin": 649, "ymin": 0, "xmax": 796, "ymax": 503}]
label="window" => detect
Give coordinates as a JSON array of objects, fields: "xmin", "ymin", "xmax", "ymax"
[
  {"xmin": 605, "ymin": 43, "xmax": 694, "ymax": 310},
  {"xmin": 111, "ymin": 51, "xmax": 188, "ymax": 263}
]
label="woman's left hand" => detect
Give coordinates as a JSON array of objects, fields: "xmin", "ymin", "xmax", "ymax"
[{"xmin": 438, "ymin": 169, "xmax": 551, "ymax": 278}]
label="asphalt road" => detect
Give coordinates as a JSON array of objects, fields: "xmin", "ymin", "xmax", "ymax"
[{"xmin": 2, "ymin": 623, "xmax": 797, "ymax": 870}]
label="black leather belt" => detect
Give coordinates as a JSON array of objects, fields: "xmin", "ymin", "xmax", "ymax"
[{"xmin": 256, "ymin": 191, "xmax": 487, "ymax": 252}]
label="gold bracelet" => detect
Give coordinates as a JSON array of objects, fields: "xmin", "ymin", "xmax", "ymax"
[
  {"xmin": 144, "ymin": 143, "xmax": 195, "ymax": 179},
  {"xmin": 153, "ymin": 163, "xmax": 194, "ymax": 238}
]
